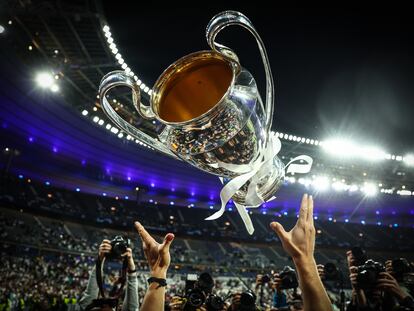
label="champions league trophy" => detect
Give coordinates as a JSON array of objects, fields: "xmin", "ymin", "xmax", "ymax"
[{"xmin": 99, "ymin": 11, "xmax": 312, "ymax": 234}]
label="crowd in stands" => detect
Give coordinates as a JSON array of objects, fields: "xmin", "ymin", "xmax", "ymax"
[{"xmin": 0, "ymin": 176, "xmax": 413, "ymax": 310}]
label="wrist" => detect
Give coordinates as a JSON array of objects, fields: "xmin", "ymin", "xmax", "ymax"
[{"xmin": 150, "ymin": 270, "xmax": 167, "ymax": 279}]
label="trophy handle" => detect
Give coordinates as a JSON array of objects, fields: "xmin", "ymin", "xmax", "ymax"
[
  {"xmin": 206, "ymin": 11, "xmax": 274, "ymax": 138},
  {"xmin": 99, "ymin": 70, "xmax": 178, "ymax": 159}
]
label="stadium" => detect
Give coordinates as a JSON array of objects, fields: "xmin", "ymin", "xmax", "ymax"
[{"xmin": 0, "ymin": 2, "xmax": 413, "ymax": 311}]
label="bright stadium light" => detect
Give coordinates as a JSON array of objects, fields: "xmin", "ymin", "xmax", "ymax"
[
  {"xmin": 332, "ymin": 181, "xmax": 347, "ymax": 192},
  {"xmin": 322, "ymin": 139, "xmax": 358, "ymax": 158},
  {"xmin": 362, "ymin": 183, "xmax": 378, "ymax": 197},
  {"xmin": 0, "ymin": 25, "xmax": 5, "ymax": 34},
  {"xmin": 36, "ymin": 72, "xmax": 54, "ymax": 88},
  {"xmin": 81, "ymin": 109, "xmax": 88, "ymax": 116},
  {"xmin": 50, "ymin": 84, "xmax": 59, "ymax": 92},
  {"xmin": 404, "ymin": 154, "xmax": 414, "ymax": 166},
  {"xmin": 312, "ymin": 176, "xmax": 329, "ymax": 191},
  {"xmin": 322, "ymin": 138, "xmax": 386, "ymax": 162}
]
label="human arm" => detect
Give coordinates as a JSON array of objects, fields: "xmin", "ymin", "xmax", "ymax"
[
  {"xmin": 78, "ymin": 240, "xmax": 111, "ymax": 309},
  {"xmin": 134, "ymin": 221, "xmax": 174, "ymax": 311},
  {"xmin": 270, "ymin": 194, "xmax": 332, "ymax": 311},
  {"xmin": 121, "ymin": 247, "xmax": 139, "ymax": 311}
]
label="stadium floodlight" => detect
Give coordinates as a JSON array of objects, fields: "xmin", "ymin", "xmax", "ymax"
[
  {"xmin": 312, "ymin": 176, "xmax": 329, "ymax": 191},
  {"xmin": 322, "ymin": 139, "xmax": 358, "ymax": 158},
  {"xmin": 36, "ymin": 72, "xmax": 54, "ymax": 89},
  {"xmin": 362, "ymin": 183, "xmax": 377, "ymax": 196},
  {"xmin": 360, "ymin": 147, "xmax": 386, "ymax": 161},
  {"xmin": 0, "ymin": 25, "xmax": 5, "ymax": 34},
  {"xmin": 397, "ymin": 190, "xmax": 412, "ymax": 196},
  {"xmin": 102, "ymin": 25, "xmax": 110, "ymax": 32},
  {"xmin": 322, "ymin": 138, "xmax": 387, "ymax": 162},
  {"xmin": 404, "ymin": 154, "xmax": 414, "ymax": 166},
  {"xmin": 92, "ymin": 116, "xmax": 99, "ymax": 123},
  {"xmin": 349, "ymin": 184, "xmax": 358, "ymax": 192},
  {"xmin": 98, "ymin": 119, "xmax": 104, "ymax": 126},
  {"xmin": 332, "ymin": 181, "xmax": 346, "ymax": 192},
  {"xmin": 50, "ymin": 84, "xmax": 59, "ymax": 92},
  {"xmin": 81, "ymin": 110, "xmax": 88, "ymax": 116}
]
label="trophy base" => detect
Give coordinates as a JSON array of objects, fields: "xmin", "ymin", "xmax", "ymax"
[{"xmin": 231, "ymin": 155, "xmax": 285, "ymax": 206}]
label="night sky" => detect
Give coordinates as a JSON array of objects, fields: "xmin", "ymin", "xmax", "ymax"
[{"xmin": 103, "ymin": 5, "xmax": 414, "ymax": 153}]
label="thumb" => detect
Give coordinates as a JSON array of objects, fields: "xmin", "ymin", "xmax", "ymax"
[
  {"xmin": 270, "ymin": 222, "xmax": 288, "ymax": 241},
  {"xmin": 160, "ymin": 233, "xmax": 174, "ymax": 253}
]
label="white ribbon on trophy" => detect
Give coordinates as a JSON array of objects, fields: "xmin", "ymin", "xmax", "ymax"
[{"xmin": 205, "ymin": 131, "xmax": 313, "ymax": 235}]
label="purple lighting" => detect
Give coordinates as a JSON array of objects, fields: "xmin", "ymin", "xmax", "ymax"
[
  {"xmin": 127, "ymin": 176, "xmax": 131, "ymax": 181},
  {"xmin": 28, "ymin": 136, "xmax": 34, "ymax": 143},
  {"xmin": 18, "ymin": 174, "xmax": 24, "ymax": 179},
  {"xmin": 361, "ymin": 220, "xmax": 366, "ymax": 225},
  {"xmin": 52, "ymin": 146, "xmax": 58, "ymax": 153},
  {"xmin": 169, "ymin": 201, "xmax": 174, "ymax": 205},
  {"xmin": 171, "ymin": 188, "xmax": 175, "ymax": 192},
  {"xmin": 150, "ymin": 182, "xmax": 155, "ymax": 188},
  {"xmin": 75, "ymin": 188, "xmax": 80, "ymax": 192},
  {"xmin": 102, "ymin": 192, "xmax": 107, "ymax": 196},
  {"xmin": 45, "ymin": 181, "xmax": 50, "ymax": 186},
  {"xmin": 124, "ymin": 196, "xmax": 129, "ymax": 200},
  {"xmin": 191, "ymin": 191, "xmax": 195, "ymax": 197},
  {"xmin": 345, "ymin": 219, "xmax": 349, "ymax": 223},
  {"xmin": 375, "ymin": 210, "xmax": 380, "ymax": 215}
]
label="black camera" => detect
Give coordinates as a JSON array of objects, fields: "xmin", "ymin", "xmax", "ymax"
[
  {"xmin": 392, "ymin": 258, "xmax": 412, "ymax": 281},
  {"xmin": 185, "ymin": 288, "xmax": 206, "ymax": 308},
  {"xmin": 108, "ymin": 235, "xmax": 130, "ymax": 259},
  {"xmin": 239, "ymin": 290, "xmax": 257, "ymax": 311},
  {"xmin": 351, "ymin": 247, "xmax": 367, "ymax": 266},
  {"xmin": 357, "ymin": 259, "xmax": 385, "ymax": 290},
  {"xmin": 324, "ymin": 262, "xmax": 340, "ymax": 281},
  {"xmin": 261, "ymin": 274, "xmax": 271, "ymax": 283},
  {"xmin": 205, "ymin": 294, "xmax": 225, "ymax": 311},
  {"xmin": 279, "ymin": 266, "xmax": 299, "ymax": 289},
  {"xmin": 184, "ymin": 272, "xmax": 217, "ymax": 310}
]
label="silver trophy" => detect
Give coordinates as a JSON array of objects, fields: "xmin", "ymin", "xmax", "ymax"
[{"xmin": 99, "ymin": 11, "xmax": 286, "ymax": 224}]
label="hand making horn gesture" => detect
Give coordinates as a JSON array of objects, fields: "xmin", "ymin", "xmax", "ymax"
[{"xmin": 134, "ymin": 221, "xmax": 175, "ymax": 278}]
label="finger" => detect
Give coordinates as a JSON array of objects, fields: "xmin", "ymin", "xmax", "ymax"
[
  {"xmin": 102, "ymin": 239, "xmax": 111, "ymax": 243},
  {"xmin": 135, "ymin": 221, "xmax": 156, "ymax": 245},
  {"xmin": 298, "ymin": 194, "xmax": 308, "ymax": 223},
  {"xmin": 270, "ymin": 222, "xmax": 288, "ymax": 242},
  {"xmin": 307, "ymin": 195, "xmax": 314, "ymax": 224},
  {"xmin": 379, "ymin": 272, "xmax": 394, "ymax": 280},
  {"xmin": 349, "ymin": 266, "xmax": 358, "ymax": 273},
  {"xmin": 160, "ymin": 233, "xmax": 175, "ymax": 253}
]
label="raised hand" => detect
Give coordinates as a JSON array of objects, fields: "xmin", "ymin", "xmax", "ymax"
[
  {"xmin": 270, "ymin": 193, "xmax": 315, "ymax": 264},
  {"xmin": 98, "ymin": 239, "xmax": 112, "ymax": 260},
  {"xmin": 134, "ymin": 221, "xmax": 174, "ymax": 278},
  {"xmin": 121, "ymin": 247, "xmax": 136, "ymax": 272},
  {"xmin": 377, "ymin": 272, "xmax": 410, "ymax": 301}
]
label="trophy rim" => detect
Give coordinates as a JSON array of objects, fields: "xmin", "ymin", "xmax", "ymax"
[{"xmin": 150, "ymin": 50, "xmax": 240, "ymax": 127}]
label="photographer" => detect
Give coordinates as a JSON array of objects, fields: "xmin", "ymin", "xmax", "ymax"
[
  {"xmin": 378, "ymin": 262, "xmax": 414, "ymax": 309},
  {"xmin": 78, "ymin": 239, "xmax": 138, "ymax": 311},
  {"xmin": 269, "ymin": 194, "xmax": 332, "ymax": 311},
  {"xmin": 134, "ymin": 221, "xmax": 175, "ymax": 311}
]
